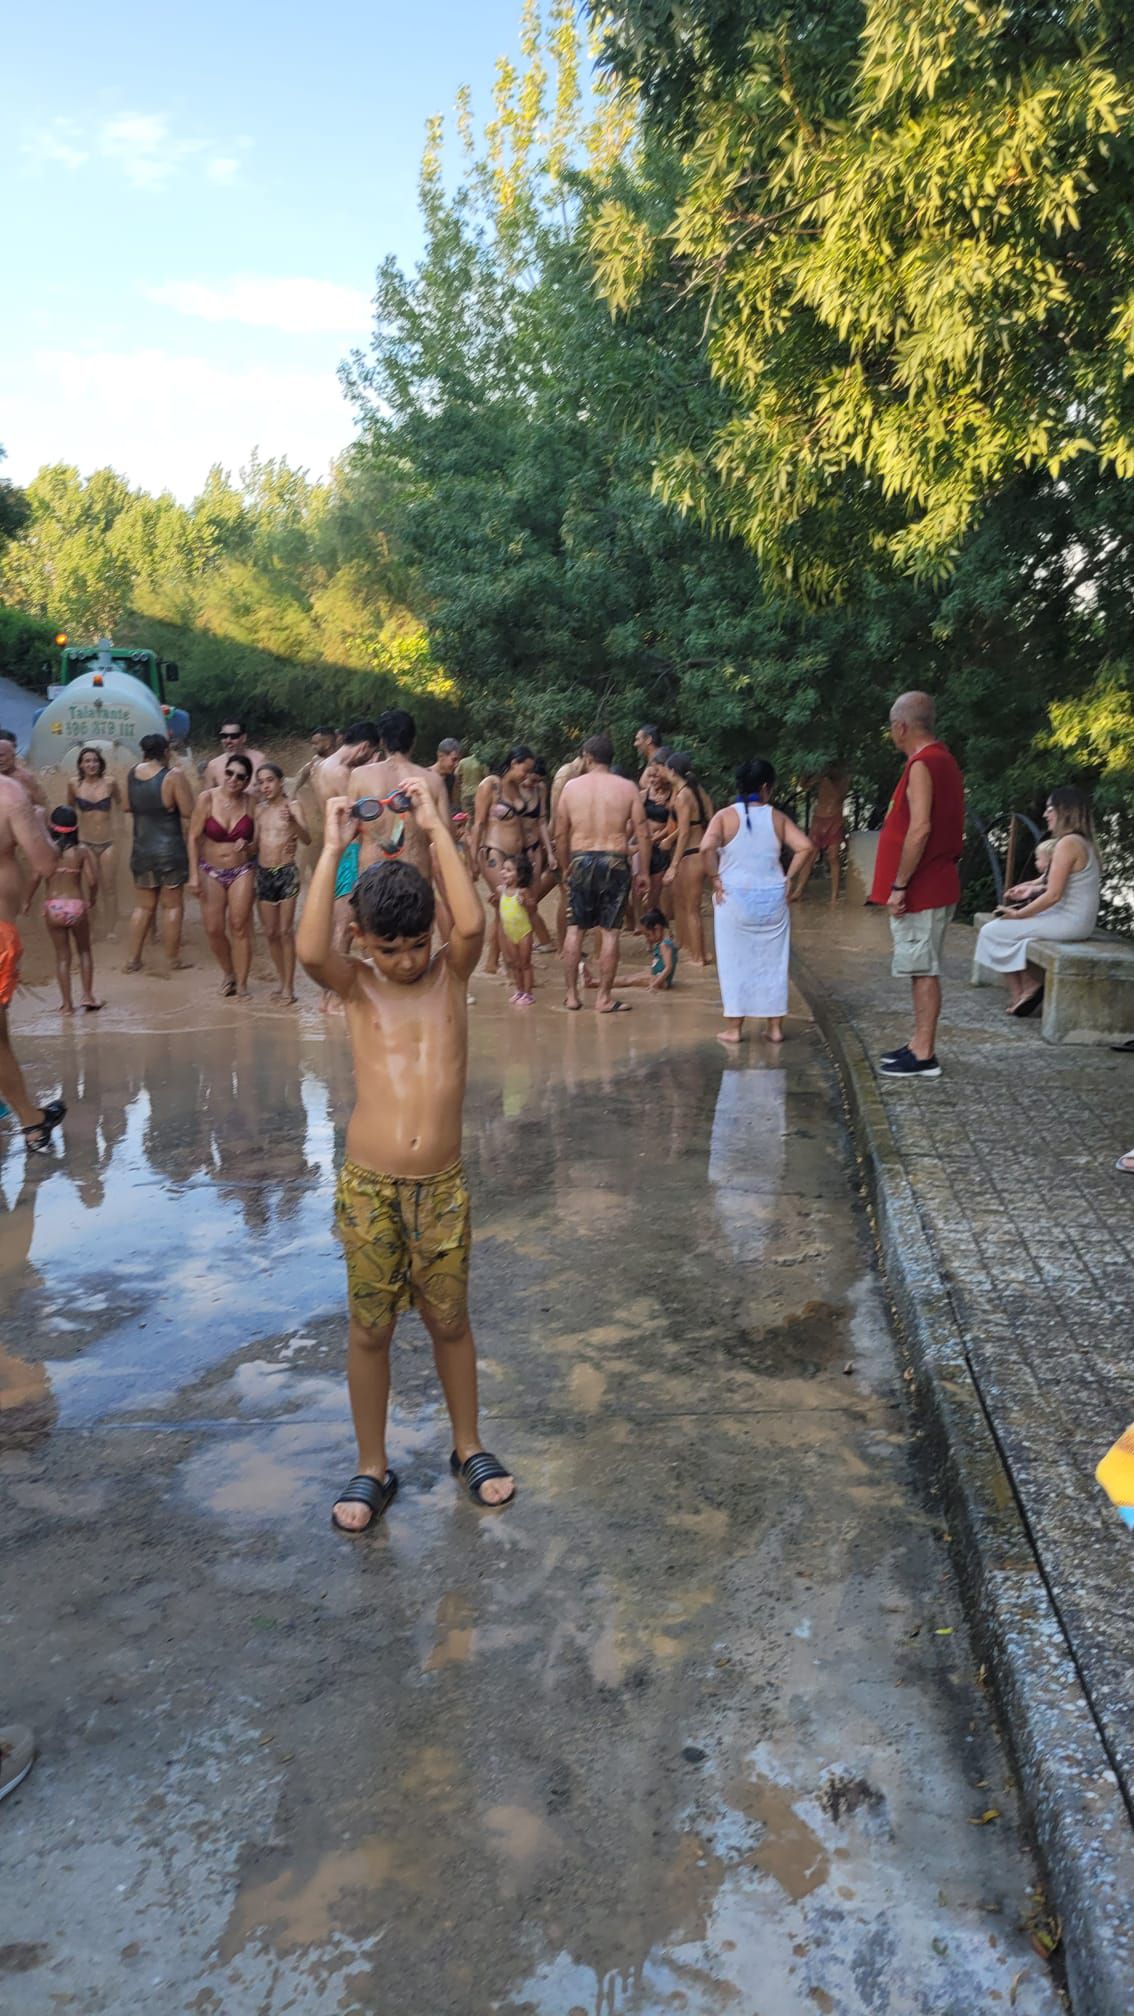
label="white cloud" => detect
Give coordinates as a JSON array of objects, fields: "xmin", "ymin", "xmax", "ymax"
[
  {"xmin": 99, "ymin": 113, "xmax": 181, "ymax": 189},
  {"xmin": 23, "ymin": 122, "xmax": 89, "ymax": 172},
  {"xmin": 144, "ymin": 275, "xmax": 372, "ymax": 335},
  {"xmin": 21, "ymin": 111, "xmax": 249, "ymax": 190},
  {"xmin": 6, "ymin": 349, "xmax": 356, "ymax": 501}
]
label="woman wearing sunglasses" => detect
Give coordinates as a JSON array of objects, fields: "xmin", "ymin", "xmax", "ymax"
[{"xmin": 188, "ymin": 750, "xmax": 257, "ymax": 997}]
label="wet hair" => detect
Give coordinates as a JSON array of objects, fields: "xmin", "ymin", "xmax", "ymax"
[
  {"xmin": 50, "ymin": 805, "xmax": 80, "ymax": 850},
  {"xmin": 1047, "ymin": 784, "xmax": 1094, "ymax": 840},
  {"xmin": 223, "ymin": 751, "xmax": 253, "ymax": 781},
  {"xmin": 438, "ymin": 737, "xmax": 461, "ymax": 756},
  {"xmin": 139, "ymin": 733, "xmax": 170, "ymax": 762},
  {"xmin": 378, "ymin": 708, "xmax": 416, "ymax": 755},
  {"xmin": 514, "ymin": 856, "xmax": 534, "ymax": 889},
  {"xmin": 583, "ymin": 733, "xmax": 614, "ymax": 766},
  {"xmin": 531, "ymin": 755, "xmax": 548, "ymax": 778},
  {"xmin": 343, "ymin": 718, "xmax": 381, "ymax": 747},
  {"xmin": 653, "ymin": 746, "xmax": 674, "ymax": 768},
  {"xmin": 736, "ymin": 757, "xmax": 776, "ymax": 827},
  {"xmin": 77, "ymin": 745, "xmax": 107, "ymax": 776},
  {"xmin": 352, "ymin": 859, "xmax": 436, "ymax": 939},
  {"xmin": 638, "ymin": 724, "xmax": 660, "ymax": 745},
  {"xmin": 220, "ymin": 718, "xmax": 246, "ymax": 735},
  {"xmin": 641, "ymin": 908, "xmax": 667, "ymax": 931},
  {"xmin": 257, "ymin": 761, "xmax": 284, "ymax": 781},
  {"xmin": 0, "ymin": 729, "xmax": 18, "ymax": 745},
  {"xmin": 611, "ymin": 764, "xmax": 635, "ymax": 780},
  {"xmin": 668, "ymin": 751, "xmax": 708, "ymax": 822},
  {"xmin": 311, "ymin": 724, "xmax": 336, "ymax": 738},
  {"xmin": 504, "ymin": 744, "xmax": 534, "ymax": 773}
]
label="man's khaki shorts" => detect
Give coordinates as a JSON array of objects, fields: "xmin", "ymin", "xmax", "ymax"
[{"xmin": 890, "ymin": 904, "xmax": 955, "ymax": 978}]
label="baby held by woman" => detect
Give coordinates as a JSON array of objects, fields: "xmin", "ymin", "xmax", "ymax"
[{"xmin": 1004, "ymin": 838, "xmax": 1054, "ymax": 907}]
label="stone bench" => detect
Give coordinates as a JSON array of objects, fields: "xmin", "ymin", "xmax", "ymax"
[{"xmin": 970, "ymin": 914, "xmax": 1134, "ymax": 1045}]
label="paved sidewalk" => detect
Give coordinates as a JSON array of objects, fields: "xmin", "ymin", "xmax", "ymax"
[{"xmin": 793, "ymin": 900, "xmax": 1134, "ymax": 2014}]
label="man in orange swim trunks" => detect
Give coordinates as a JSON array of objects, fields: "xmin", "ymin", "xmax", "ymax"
[{"xmin": 0, "ymin": 774, "xmax": 67, "ymax": 1151}]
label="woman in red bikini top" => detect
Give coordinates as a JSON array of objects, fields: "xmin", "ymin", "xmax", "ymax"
[{"xmin": 187, "ymin": 750, "xmax": 257, "ymax": 998}]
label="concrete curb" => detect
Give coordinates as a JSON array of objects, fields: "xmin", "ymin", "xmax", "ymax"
[{"xmin": 794, "ymin": 951, "xmax": 1134, "ymax": 2016}]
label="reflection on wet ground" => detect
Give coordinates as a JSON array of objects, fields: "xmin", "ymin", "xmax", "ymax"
[{"xmin": 0, "ymin": 982, "xmax": 1061, "ymax": 2014}]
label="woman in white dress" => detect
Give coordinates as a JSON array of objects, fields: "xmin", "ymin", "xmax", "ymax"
[
  {"xmin": 974, "ymin": 787, "xmax": 1101, "ymax": 1016},
  {"xmin": 701, "ymin": 758, "xmax": 815, "ymax": 1046}
]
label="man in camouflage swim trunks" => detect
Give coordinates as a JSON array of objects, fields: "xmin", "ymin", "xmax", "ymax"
[{"xmin": 554, "ymin": 733, "xmax": 649, "ymax": 1014}]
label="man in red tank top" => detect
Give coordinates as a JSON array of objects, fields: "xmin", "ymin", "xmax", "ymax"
[{"xmin": 869, "ymin": 692, "xmax": 965, "ymax": 1079}]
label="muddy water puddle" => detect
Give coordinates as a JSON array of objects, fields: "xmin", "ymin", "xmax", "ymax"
[{"xmin": 0, "ymin": 1004, "xmax": 1061, "ymax": 2014}]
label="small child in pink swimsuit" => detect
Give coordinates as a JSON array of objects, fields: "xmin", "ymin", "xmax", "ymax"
[{"xmin": 23, "ymin": 806, "xmax": 102, "ymax": 1012}]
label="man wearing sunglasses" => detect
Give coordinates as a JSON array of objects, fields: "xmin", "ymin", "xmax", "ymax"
[{"xmin": 201, "ymin": 720, "xmax": 269, "ymax": 794}]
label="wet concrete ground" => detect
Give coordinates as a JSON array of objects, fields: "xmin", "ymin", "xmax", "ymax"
[{"xmin": 0, "ymin": 953, "xmax": 1063, "ymax": 2014}]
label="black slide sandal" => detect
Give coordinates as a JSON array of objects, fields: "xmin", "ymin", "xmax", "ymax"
[
  {"xmin": 450, "ymin": 1450, "xmax": 515, "ymax": 1507},
  {"xmin": 331, "ymin": 1470, "xmax": 398, "ymax": 1533}
]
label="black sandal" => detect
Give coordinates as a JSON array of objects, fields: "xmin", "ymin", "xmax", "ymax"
[
  {"xmin": 1012, "ymin": 987, "xmax": 1044, "ymax": 1019},
  {"xmin": 330, "ymin": 1470, "xmax": 398, "ymax": 1533},
  {"xmin": 22, "ymin": 1099, "xmax": 66, "ymax": 1155},
  {"xmin": 450, "ymin": 1449, "xmax": 515, "ymax": 1507}
]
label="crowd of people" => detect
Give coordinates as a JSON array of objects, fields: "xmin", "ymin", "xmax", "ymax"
[{"xmin": 0, "ymin": 685, "xmax": 1114, "ymax": 1538}]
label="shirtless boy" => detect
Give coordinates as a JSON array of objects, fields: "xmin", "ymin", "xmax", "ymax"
[
  {"xmin": 554, "ymin": 733, "xmax": 649, "ymax": 1013},
  {"xmin": 254, "ymin": 763, "xmax": 310, "ymax": 1002},
  {"xmin": 296, "ymin": 777, "xmax": 515, "ymax": 1532},
  {"xmin": 0, "ymin": 774, "xmax": 66, "ymax": 1151}
]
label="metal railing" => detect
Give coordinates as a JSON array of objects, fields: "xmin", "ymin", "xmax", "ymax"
[{"xmin": 967, "ymin": 811, "xmax": 1043, "ymax": 905}]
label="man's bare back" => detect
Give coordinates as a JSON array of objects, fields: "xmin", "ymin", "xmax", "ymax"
[{"xmin": 557, "ymin": 768, "xmax": 642, "ymax": 857}]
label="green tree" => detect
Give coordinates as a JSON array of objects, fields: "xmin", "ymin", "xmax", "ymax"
[
  {"xmin": 0, "ymin": 448, "xmax": 29, "ymax": 551},
  {"xmin": 589, "ymin": 0, "xmax": 1134, "ymax": 591}
]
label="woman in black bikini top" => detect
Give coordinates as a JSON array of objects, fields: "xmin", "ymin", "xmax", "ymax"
[
  {"xmin": 67, "ymin": 745, "xmax": 123, "ymax": 922},
  {"xmin": 659, "ymin": 750, "xmax": 715, "ymax": 967}
]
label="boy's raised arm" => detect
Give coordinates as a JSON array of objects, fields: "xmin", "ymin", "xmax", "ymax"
[
  {"xmin": 398, "ymin": 777, "xmax": 484, "ymax": 982},
  {"xmin": 296, "ymin": 797, "xmax": 359, "ymax": 998}
]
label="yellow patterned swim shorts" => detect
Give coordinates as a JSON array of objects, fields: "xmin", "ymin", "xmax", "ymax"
[{"xmin": 334, "ymin": 1158, "xmax": 471, "ymax": 1331}]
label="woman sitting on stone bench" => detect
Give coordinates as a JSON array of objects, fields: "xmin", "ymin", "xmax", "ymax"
[{"xmin": 975, "ymin": 787, "xmax": 1101, "ymax": 1017}]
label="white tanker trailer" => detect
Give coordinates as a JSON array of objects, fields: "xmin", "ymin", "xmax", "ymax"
[{"xmin": 28, "ymin": 637, "xmax": 190, "ymax": 773}]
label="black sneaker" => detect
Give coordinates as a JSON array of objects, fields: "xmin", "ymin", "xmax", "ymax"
[
  {"xmin": 881, "ymin": 1044, "xmax": 913, "ymax": 1066},
  {"xmin": 879, "ymin": 1051, "xmax": 942, "ymax": 1080}
]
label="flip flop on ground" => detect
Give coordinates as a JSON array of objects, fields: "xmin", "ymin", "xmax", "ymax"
[
  {"xmin": 331, "ymin": 1470, "xmax": 398, "ymax": 1533},
  {"xmin": 450, "ymin": 1450, "xmax": 515, "ymax": 1507}
]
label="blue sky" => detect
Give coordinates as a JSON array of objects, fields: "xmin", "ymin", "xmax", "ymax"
[{"xmin": 4, "ymin": 0, "xmax": 532, "ymax": 499}]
